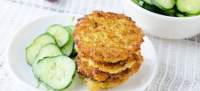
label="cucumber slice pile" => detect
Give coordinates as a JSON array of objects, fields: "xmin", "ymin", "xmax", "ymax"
[
  {"xmin": 25, "ymin": 24, "xmax": 77, "ymax": 91},
  {"xmin": 132, "ymin": 0, "xmax": 200, "ymax": 17}
]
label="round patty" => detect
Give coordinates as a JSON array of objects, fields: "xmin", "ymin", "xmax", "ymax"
[
  {"xmin": 79, "ymin": 59, "xmax": 143, "ymax": 91},
  {"xmin": 77, "ymin": 55, "xmax": 143, "ymax": 82},
  {"xmin": 79, "ymin": 51, "xmax": 142, "ymax": 74},
  {"xmin": 73, "ymin": 11, "xmax": 143, "ymax": 63}
]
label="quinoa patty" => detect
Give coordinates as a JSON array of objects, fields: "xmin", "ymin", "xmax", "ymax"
[
  {"xmin": 73, "ymin": 11, "xmax": 143, "ymax": 63},
  {"xmin": 79, "ymin": 51, "xmax": 142, "ymax": 74},
  {"xmin": 77, "ymin": 56, "xmax": 143, "ymax": 82}
]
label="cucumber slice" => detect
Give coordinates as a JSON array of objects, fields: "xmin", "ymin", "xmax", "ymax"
[
  {"xmin": 163, "ymin": 9, "xmax": 176, "ymax": 16},
  {"xmin": 38, "ymin": 74, "xmax": 77, "ymax": 91},
  {"xmin": 61, "ymin": 40, "xmax": 73, "ymax": 56},
  {"xmin": 144, "ymin": 0, "xmax": 153, "ymax": 5},
  {"xmin": 177, "ymin": 0, "xmax": 200, "ymax": 15},
  {"xmin": 33, "ymin": 56, "xmax": 76, "ymax": 90},
  {"xmin": 152, "ymin": 0, "xmax": 175, "ymax": 10},
  {"xmin": 61, "ymin": 26, "xmax": 74, "ymax": 56},
  {"xmin": 132, "ymin": 0, "xmax": 140, "ymax": 4},
  {"xmin": 134, "ymin": 0, "xmax": 145, "ymax": 6},
  {"xmin": 176, "ymin": 13, "xmax": 185, "ymax": 17},
  {"xmin": 65, "ymin": 26, "xmax": 74, "ymax": 33},
  {"xmin": 47, "ymin": 25, "xmax": 70, "ymax": 47},
  {"xmin": 60, "ymin": 74, "xmax": 76, "ymax": 91},
  {"xmin": 142, "ymin": 2, "xmax": 163, "ymax": 14},
  {"xmin": 35, "ymin": 43, "xmax": 62, "ymax": 63},
  {"xmin": 26, "ymin": 34, "xmax": 56, "ymax": 65}
]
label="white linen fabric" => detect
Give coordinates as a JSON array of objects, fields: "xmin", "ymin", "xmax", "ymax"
[{"xmin": 0, "ymin": 0, "xmax": 200, "ymax": 91}]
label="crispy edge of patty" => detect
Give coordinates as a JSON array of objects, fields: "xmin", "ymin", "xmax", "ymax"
[
  {"xmin": 79, "ymin": 51, "xmax": 142, "ymax": 74},
  {"xmin": 73, "ymin": 11, "xmax": 144, "ymax": 63},
  {"xmin": 77, "ymin": 55, "xmax": 143, "ymax": 82}
]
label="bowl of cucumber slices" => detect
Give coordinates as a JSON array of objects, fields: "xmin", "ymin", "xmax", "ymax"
[{"xmin": 124, "ymin": 0, "xmax": 200, "ymax": 39}]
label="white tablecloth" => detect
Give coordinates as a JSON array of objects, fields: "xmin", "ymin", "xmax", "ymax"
[{"xmin": 0, "ymin": 0, "xmax": 200, "ymax": 91}]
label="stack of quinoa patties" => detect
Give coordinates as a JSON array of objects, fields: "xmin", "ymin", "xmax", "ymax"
[{"xmin": 73, "ymin": 11, "xmax": 144, "ymax": 91}]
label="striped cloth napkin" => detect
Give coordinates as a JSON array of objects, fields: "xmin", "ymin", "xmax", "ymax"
[{"xmin": 0, "ymin": 0, "xmax": 200, "ymax": 91}]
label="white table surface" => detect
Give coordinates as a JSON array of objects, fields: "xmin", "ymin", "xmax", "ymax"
[{"xmin": 0, "ymin": 0, "xmax": 200, "ymax": 91}]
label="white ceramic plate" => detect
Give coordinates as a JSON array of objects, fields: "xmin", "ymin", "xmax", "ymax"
[{"xmin": 6, "ymin": 15, "xmax": 157, "ymax": 91}]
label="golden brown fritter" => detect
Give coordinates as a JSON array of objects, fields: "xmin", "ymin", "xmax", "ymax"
[
  {"xmin": 77, "ymin": 57, "xmax": 109, "ymax": 82},
  {"xmin": 79, "ymin": 51, "xmax": 142, "ymax": 74},
  {"xmin": 73, "ymin": 11, "xmax": 143, "ymax": 63},
  {"xmin": 79, "ymin": 59, "xmax": 143, "ymax": 91},
  {"xmin": 77, "ymin": 55, "xmax": 143, "ymax": 82}
]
